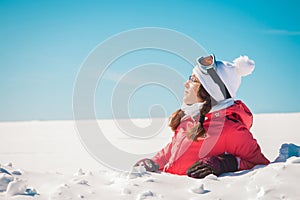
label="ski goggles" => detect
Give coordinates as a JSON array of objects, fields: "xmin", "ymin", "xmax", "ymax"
[
  {"xmin": 196, "ymin": 54, "xmax": 231, "ymax": 99},
  {"xmin": 196, "ymin": 54, "xmax": 217, "ymax": 74}
]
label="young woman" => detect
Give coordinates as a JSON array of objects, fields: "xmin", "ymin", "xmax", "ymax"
[{"xmin": 135, "ymin": 54, "xmax": 270, "ymax": 178}]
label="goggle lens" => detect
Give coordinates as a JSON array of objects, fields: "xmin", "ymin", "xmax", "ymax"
[
  {"xmin": 197, "ymin": 54, "xmax": 216, "ymax": 74},
  {"xmin": 198, "ymin": 55, "xmax": 214, "ymax": 66}
]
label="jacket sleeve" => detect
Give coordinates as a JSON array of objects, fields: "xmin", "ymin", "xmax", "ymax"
[
  {"xmin": 236, "ymin": 157, "xmax": 266, "ymax": 170},
  {"xmin": 151, "ymin": 140, "xmax": 173, "ymax": 170},
  {"xmin": 225, "ymin": 126, "xmax": 270, "ymax": 170}
]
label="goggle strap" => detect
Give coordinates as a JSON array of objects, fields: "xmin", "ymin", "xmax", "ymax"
[{"xmin": 207, "ymin": 68, "xmax": 232, "ymax": 99}]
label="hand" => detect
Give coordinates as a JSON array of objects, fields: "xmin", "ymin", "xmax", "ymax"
[
  {"xmin": 134, "ymin": 158, "xmax": 160, "ymax": 172},
  {"xmin": 186, "ymin": 154, "xmax": 238, "ymax": 178}
]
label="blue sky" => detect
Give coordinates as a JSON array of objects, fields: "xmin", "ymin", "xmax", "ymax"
[{"xmin": 1, "ymin": 0, "xmax": 300, "ymax": 121}]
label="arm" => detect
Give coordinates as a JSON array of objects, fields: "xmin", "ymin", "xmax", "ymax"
[
  {"xmin": 134, "ymin": 140, "xmax": 173, "ymax": 172},
  {"xmin": 226, "ymin": 126, "xmax": 270, "ymax": 170},
  {"xmin": 135, "ymin": 129, "xmax": 176, "ymax": 171},
  {"xmin": 151, "ymin": 141, "xmax": 173, "ymax": 170}
]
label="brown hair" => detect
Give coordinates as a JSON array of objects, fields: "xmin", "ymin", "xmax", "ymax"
[{"xmin": 168, "ymin": 84, "xmax": 217, "ymax": 141}]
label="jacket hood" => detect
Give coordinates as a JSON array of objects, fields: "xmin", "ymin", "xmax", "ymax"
[{"xmin": 207, "ymin": 100, "xmax": 253, "ymax": 129}]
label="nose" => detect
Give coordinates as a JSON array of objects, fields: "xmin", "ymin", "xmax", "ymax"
[{"xmin": 184, "ymin": 80, "xmax": 189, "ymax": 88}]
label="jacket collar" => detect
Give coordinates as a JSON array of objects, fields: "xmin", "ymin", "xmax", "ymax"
[
  {"xmin": 206, "ymin": 100, "xmax": 253, "ymax": 129},
  {"xmin": 210, "ymin": 98, "xmax": 234, "ymax": 113}
]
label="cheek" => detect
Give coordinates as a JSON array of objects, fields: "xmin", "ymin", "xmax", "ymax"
[{"xmin": 192, "ymin": 85, "xmax": 200, "ymax": 96}]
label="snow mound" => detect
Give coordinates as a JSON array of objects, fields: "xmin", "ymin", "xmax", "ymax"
[
  {"xmin": 0, "ymin": 157, "xmax": 300, "ymax": 199},
  {"xmin": 0, "ymin": 163, "xmax": 38, "ymax": 198}
]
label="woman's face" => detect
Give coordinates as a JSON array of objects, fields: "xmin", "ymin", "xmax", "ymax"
[{"xmin": 183, "ymin": 74, "xmax": 203, "ymax": 104}]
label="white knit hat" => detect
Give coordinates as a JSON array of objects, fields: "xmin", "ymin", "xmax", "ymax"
[{"xmin": 193, "ymin": 55, "xmax": 255, "ymax": 102}]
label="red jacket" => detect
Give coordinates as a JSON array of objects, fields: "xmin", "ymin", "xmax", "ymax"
[{"xmin": 152, "ymin": 100, "xmax": 270, "ymax": 175}]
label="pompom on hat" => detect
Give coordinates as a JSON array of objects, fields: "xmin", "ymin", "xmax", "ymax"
[{"xmin": 193, "ymin": 55, "xmax": 255, "ymax": 102}]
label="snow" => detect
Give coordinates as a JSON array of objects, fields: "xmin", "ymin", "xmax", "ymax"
[{"xmin": 0, "ymin": 113, "xmax": 300, "ymax": 199}]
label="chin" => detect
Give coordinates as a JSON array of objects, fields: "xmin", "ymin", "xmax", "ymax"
[{"xmin": 182, "ymin": 99, "xmax": 190, "ymax": 105}]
